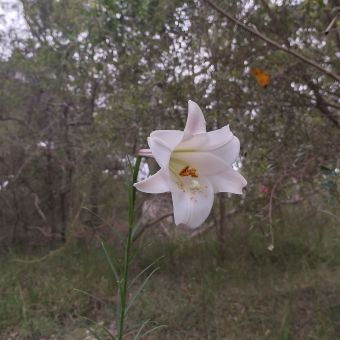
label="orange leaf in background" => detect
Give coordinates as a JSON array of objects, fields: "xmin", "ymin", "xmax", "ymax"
[{"xmin": 251, "ymin": 67, "xmax": 270, "ymax": 88}]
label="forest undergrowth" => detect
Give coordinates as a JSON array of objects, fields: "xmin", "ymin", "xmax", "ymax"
[{"xmin": 1, "ymin": 206, "xmax": 339, "ymax": 340}]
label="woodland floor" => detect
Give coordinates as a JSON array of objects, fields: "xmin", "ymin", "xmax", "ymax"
[{"xmin": 1, "ymin": 209, "xmax": 339, "ymax": 339}]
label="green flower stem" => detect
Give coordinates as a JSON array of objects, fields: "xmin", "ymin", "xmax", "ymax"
[{"xmin": 118, "ymin": 156, "xmax": 141, "ymax": 340}]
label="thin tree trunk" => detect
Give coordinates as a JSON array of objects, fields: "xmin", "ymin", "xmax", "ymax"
[
  {"xmin": 59, "ymin": 105, "xmax": 74, "ymax": 243},
  {"xmin": 218, "ymin": 194, "xmax": 226, "ymax": 243}
]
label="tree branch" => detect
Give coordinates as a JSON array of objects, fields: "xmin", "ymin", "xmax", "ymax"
[
  {"xmin": 0, "ymin": 116, "xmax": 28, "ymax": 126},
  {"xmin": 306, "ymin": 79, "xmax": 340, "ymax": 129},
  {"xmin": 203, "ymin": 0, "xmax": 340, "ymax": 82},
  {"xmin": 132, "ymin": 213, "xmax": 173, "ymax": 242}
]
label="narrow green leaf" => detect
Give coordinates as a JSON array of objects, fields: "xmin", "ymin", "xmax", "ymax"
[
  {"xmin": 125, "ymin": 267, "xmax": 160, "ymax": 315},
  {"xmin": 101, "ymin": 241, "xmax": 120, "ymax": 284},
  {"xmin": 126, "ymin": 155, "xmax": 134, "ymax": 175},
  {"xmin": 132, "ymin": 156, "xmax": 141, "ymax": 205},
  {"xmin": 128, "ymin": 256, "xmax": 164, "ymax": 290},
  {"xmin": 131, "ymin": 219, "xmax": 143, "ymax": 238},
  {"xmin": 82, "ymin": 207, "xmax": 124, "ymax": 242}
]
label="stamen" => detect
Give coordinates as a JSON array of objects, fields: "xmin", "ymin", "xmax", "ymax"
[
  {"xmin": 179, "ymin": 166, "xmax": 189, "ymax": 176},
  {"xmin": 179, "ymin": 165, "xmax": 198, "ymax": 178},
  {"xmin": 176, "ymin": 181, "xmax": 185, "ymax": 192},
  {"xmin": 189, "ymin": 179, "xmax": 200, "ymax": 191}
]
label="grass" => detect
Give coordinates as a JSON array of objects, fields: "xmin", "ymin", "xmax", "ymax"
[{"xmin": 0, "ymin": 207, "xmax": 339, "ymax": 339}]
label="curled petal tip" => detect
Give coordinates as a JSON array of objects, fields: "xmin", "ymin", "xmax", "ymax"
[
  {"xmin": 134, "ymin": 169, "xmax": 170, "ymax": 194},
  {"xmin": 138, "ymin": 148, "xmax": 154, "ymax": 158},
  {"xmin": 185, "ymin": 100, "xmax": 206, "ymax": 137}
]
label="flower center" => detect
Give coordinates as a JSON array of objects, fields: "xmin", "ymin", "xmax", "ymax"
[
  {"xmin": 178, "ymin": 165, "xmax": 198, "ymax": 178},
  {"xmin": 169, "ymin": 159, "xmax": 203, "ymax": 194}
]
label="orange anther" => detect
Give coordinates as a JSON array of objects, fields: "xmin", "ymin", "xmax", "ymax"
[{"xmin": 179, "ymin": 166, "xmax": 198, "ymax": 178}]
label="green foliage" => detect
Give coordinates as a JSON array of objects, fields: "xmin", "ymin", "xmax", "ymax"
[
  {"xmin": 1, "ymin": 0, "xmax": 339, "ymax": 246},
  {"xmin": 320, "ymin": 165, "xmax": 340, "ymax": 204}
]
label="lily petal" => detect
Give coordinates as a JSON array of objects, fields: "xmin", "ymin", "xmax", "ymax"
[
  {"xmin": 174, "ymin": 133, "xmax": 240, "ymax": 167},
  {"xmin": 210, "ymin": 135, "xmax": 240, "ymax": 166},
  {"xmin": 206, "ymin": 125, "xmax": 234, "ymax": 145},
  {"xmin": 176, "ymin": 125, "xmax": 239, "ymax": 165},
  {"xmin": 150, "ymin": 130, "xmax": 183, "ymax": 150},
  {"xmin": 209, "ymin": 168, "xmax": 247, "ymax": 194},
  {"xmin": 177, "ymin": 125, "xmax": 233, "ymax": 151},
  {"xmin": 171, "ymin": 151, "xmax": 230, "ymax": 176},
  {"xmin": 170, "ymin": 176, "xmax": 214, "ymax": 228},
  {"xmin": 147, "ymin": 136, "xmax": 172, "ymax": 167},
  {"xmin": 183, "ymin": 100, "xmax": 206, "ymax": 139},
  {"xmin": 133, "ymin": 168, "xmax": 169, "ymax": 193}
]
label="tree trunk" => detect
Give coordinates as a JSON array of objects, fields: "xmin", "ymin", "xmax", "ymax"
[{"xmin": 59, "ymin": 105, "xmax": 74, "ymax": 243}]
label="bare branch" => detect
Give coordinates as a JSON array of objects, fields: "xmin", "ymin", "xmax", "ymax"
[
  {"xmin": 26, "ymin": 226, "xmax": 62, "ymax": 240},
  {"xmin": 0, "ymin": 116, "xmax": 28, "ymax": 127},
  {"xmin": 203, "ymin": 0, "xmax": 340, "ymax": 82},
  {"xmin": 132, "ymin": 213, "xmax": 173, "ymax": 242},
  {"xmin": 305, "ymin": 79, "xmax": 340, "ymax": 129},
  {"xmin": 324, "ymin": 12, "xmax": 339, "ymax": 35},
  {"xmin": 33, "ymin": 193, "xmax": 48, "ymax": 224}
]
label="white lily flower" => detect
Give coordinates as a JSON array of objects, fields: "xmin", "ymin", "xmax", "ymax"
[{"xmin": 134, "ymin": 100, "xmax": 247, "ymax": 228}]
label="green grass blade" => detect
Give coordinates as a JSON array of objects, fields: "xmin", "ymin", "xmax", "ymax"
[
  {"xmin": 73, "ymin": 288, "xmax": 100, "ymax": 300},
  {"xmin": 88, "ymin": 328, "xmax": 103, "ymax": 340},
  {"xmin": 99, "ymin": 325, "xmax": 117, "ymax": 340},
  {"xmin": 140, "ymin": 324, "xmax": 167, "ymax": 338},
  {"xmin": 80, "ymin": 316, "xmax": 116, "ymax": 340},
  {"xmin": 133, "ymin": 320, "xmax": 150, "ymax": 340}
]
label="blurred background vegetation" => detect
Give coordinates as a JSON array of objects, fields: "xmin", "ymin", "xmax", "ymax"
[{"xmin": 0, "ymin": 0, "xmax": 339, "ymax": 339}]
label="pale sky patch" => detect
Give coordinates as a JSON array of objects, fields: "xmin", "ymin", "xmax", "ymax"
[{"xmin": 0, "ymin": 0, "xmax": 29, "ymax": 58}]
